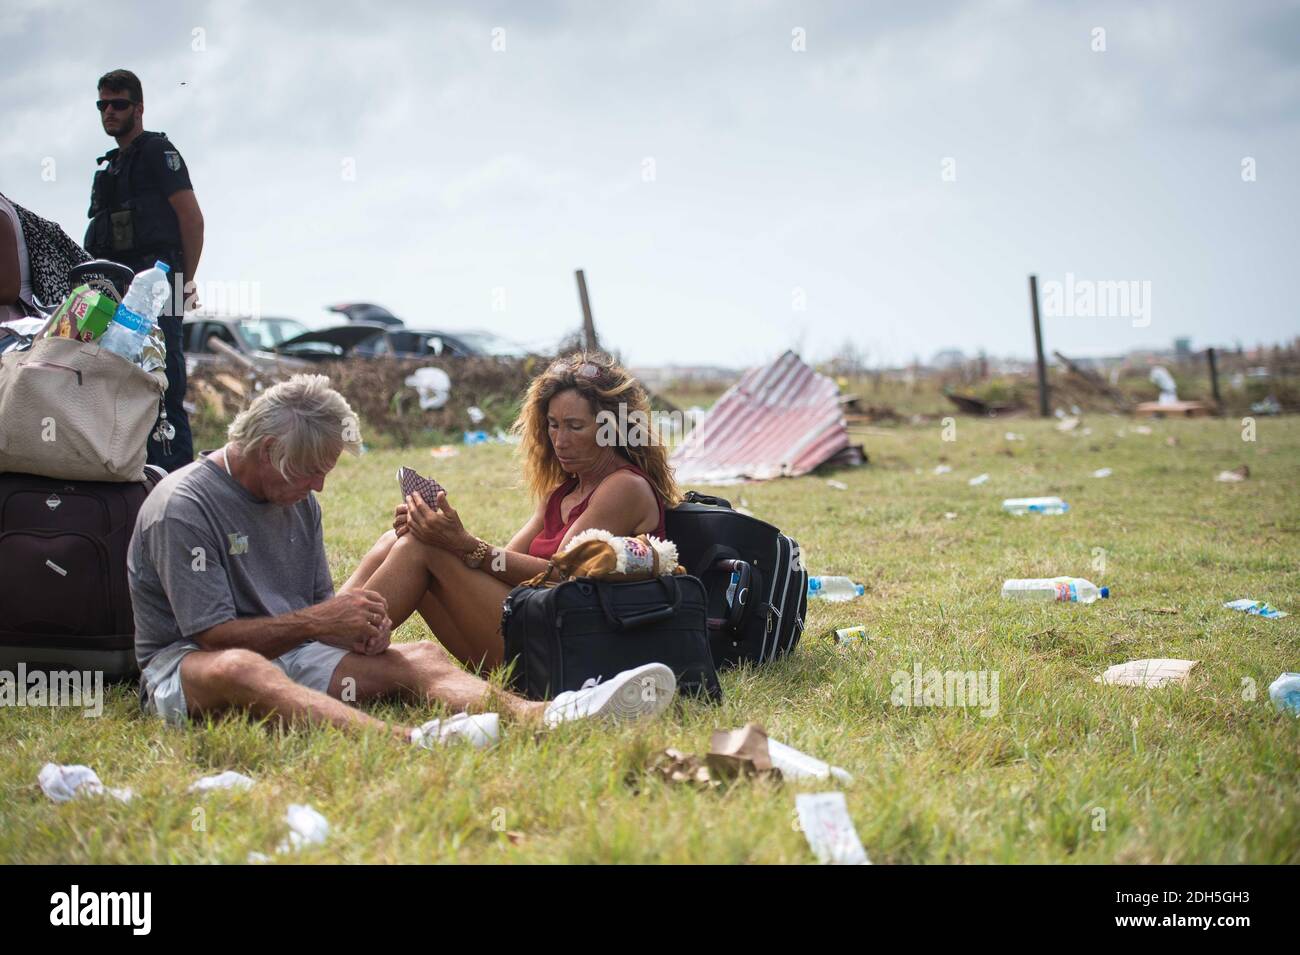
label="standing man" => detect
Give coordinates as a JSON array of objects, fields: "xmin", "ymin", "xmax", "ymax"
[{"xmin": 86, "ymin": 68, "xmax": 203, "ymax": 472}]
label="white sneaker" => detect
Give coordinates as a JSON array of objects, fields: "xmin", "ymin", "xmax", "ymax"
[
  {"xmin": 543, "ymin": 663, "xmax": 676, "ymax": 728},
  {"xmin": 410, "ymin": 712, "xmax": 500, "ymax": 749}
]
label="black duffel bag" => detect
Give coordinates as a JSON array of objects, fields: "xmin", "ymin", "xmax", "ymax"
[
  {"xmin": 664, "ymin": 491, "xmax": 808, "ymax": 669},
  {"xmin": 500, "ymin": 574, "xmax": 721, "ymax": 702}
]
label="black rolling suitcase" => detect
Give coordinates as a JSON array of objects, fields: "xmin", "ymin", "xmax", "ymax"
[
  {"xmin": 664, "ymin": 491, "xmax": 808, "ymax": 669},
  {"xmin": 0, "ymin": 468, "xmax": 163, "ymax": 680}
]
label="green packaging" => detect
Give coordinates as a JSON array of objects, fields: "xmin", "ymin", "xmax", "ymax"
[{"xmin": 45, "ymin": 284, "xmax": 116, "ymax": 342}]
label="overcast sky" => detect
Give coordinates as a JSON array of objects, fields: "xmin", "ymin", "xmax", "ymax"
[{"xmin": 3, "ymin": 0, "xmax": 1297, "ymax": 367}]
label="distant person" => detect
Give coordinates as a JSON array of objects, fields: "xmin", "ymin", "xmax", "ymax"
[
  {"xmin": 0, "ymin": 191, "xmax": 89, "ymax": 325},
  {"xmin": 129, "ymin": 373, "xmax": 676, "ymax": 738},
  {"xmin": 86, "ymin": 68, "xmax": 203, "ymax": 472},
  {"xmin": 346, "ymin": 352, "xmax": 680, "ymax": 671}
]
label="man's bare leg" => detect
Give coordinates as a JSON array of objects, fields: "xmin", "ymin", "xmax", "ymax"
[
  {"xmin": 179, "ymin": 648, "xmax": 411, "ymax": 740},
  {"xmin": 328, "ymin": 641, "xmax": 543, "ymax": 723}
]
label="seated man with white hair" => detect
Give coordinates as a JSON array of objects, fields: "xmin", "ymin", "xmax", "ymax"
[{"xmin": 128, "ymin": 373, "xmax": 675, "ymax": 744}]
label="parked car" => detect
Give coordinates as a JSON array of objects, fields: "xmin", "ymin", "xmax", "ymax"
[
  {"xmin": 327, "ymin": 302, "xmax": 403, "ymax": 326},
  {"xmin": 183, "ymin": 315, "xmax": 534, "ymax": 368},
  {"xmin": 182, "ymin": 315, "xmax": 390, "ymax": 369}
]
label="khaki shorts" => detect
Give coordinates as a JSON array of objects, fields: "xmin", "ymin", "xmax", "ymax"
[{"xmin": 139, "ymin": 640, "xmax": 350, "ymax": 728}]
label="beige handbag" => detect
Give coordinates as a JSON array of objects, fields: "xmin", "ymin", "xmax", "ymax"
[{"xmin": 0, "ymin": 336, "xmax": 167, "ymax": 482}]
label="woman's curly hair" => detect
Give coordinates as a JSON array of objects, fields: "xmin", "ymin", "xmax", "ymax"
[{"xmin": 513, "ymin": 351, "xmax": 681, "ymax": 507}]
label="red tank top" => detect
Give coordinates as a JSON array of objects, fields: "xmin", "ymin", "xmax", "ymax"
[{"xmin": 527, "ymin": 464, "xmax": 666, "ymax": 560}]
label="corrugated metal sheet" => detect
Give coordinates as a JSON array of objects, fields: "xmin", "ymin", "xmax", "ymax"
[{"xmin": 671, "ymin": 351, "xmax": 848, "ymax": 485}]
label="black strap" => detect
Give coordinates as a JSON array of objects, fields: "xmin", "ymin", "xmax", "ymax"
[{"xmin": 595, "ymin": 576, "xmax": 681, "ymax": 630}]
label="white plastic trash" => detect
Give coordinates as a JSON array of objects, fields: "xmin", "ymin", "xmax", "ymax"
[
  {"xmin": 38, "ymin": 763, "xmax": 133, "ymax": 804},
  {"xmin": 795, "ymin": 792, "xmax": 870, "ymax": 865},
  {"xmin": 188, "ymin": 771, "xmax": 255, "ymax": 793},
  {"xmin": 405, "ymin": 367, "xmax": 452, "ymax": 410}
]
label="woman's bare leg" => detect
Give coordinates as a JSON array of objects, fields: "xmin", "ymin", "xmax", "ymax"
[
  {"xmin": 364, "ymin": 534, "xmax": 512, "ymax": 670},
  {"xmin": 343, "ymin": 531, "xmax": 482, "ymax": 664}
]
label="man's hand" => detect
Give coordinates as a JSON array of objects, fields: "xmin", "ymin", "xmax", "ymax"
[{"xmin": 306, "ymin": 589, "xmax": 391, "ymax": 655}]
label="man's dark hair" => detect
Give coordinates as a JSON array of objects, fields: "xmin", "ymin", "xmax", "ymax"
[{"xmin": 97, "ymin": 69, "xmax": 143, "ymax": 104}]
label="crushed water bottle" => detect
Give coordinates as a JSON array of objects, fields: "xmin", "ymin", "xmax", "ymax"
[
  {"xmin": 1268, "ymin": 673, "xmax": 1300, "ymax": 716},
  {"xmin": 1002, "ymin": 496, "xmax": 1070, "ymax": 515},
  {"xmin": 99, "ymin": 260, "xmax": 170, "ymax": 363},
  {"xmin": 1002, "ymin": 577, "xmax": 1108, "ymax": 603},
  {"xmin": 808, "ymin": 576, "xmax": 865, "ymax": 602}
]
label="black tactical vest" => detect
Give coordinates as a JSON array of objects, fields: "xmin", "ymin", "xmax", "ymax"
[{"xmin": 85, "ymin": 131, "xmax": 184, "ymax": 273}]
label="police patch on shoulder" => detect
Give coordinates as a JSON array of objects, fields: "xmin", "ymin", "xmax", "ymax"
[{"xmin": 164, "ymin": 150, "xmax": 183, "ymax": 172}]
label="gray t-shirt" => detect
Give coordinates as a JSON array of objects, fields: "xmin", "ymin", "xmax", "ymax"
[{"xmin": 128, "ymin": 453, "xmax": 335, "ymax": 669}]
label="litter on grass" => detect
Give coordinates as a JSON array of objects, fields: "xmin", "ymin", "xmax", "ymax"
[
  {"xmin": 641, "ymin": 723, "xmax": 851, "ymax": 788},
  {"xmin": 968, "ymin": 473, "xmax": 989, "ymax": 486},
  {"xmin": 826, "ymin": 479, "xmax": 848, "ymax": 490},
  {"xmin": 833, "ymin": 625, "xmax": 869, "ymax": 644},
  {"xmin": 1224, "ymin": 599, "xmax": 1288, "ymax": 619},
  {"xmin": 411, "ymin": 712, "xmax": 500, "ymax": 748},
  {"xmin": 1216, "ymin": 466, "xmax": 1249, "ymax": 482},
  {"xmin": 188, "ymin": 771, "xmax": 255, "ymax": 793},
  {"xmin": 1268, "ymin": 674, "xmax": 1300, "ymax": 715},
  {"xmin": 38, "ymin": 763, "xmax": 133, "ymax": 804},
  {"xmin": 404, "ymin": 367, "xmax": 451, "ymax": 411},
  {"xmin": 796, "ymin": 792, "xmax": 870, "ymax": 865},
  {"xmin": 429, "ymin": 445, "xmax": 459, "ymax": 458},
  {"xmin": 933, "ymin": 464, "xmax": 953, "ymax": 475},
  {"xmin": 283, "ymin": 804, "xmax": 329, "ymax": 850},
  {"xmin": 1002, "ymin": 496, "xmax": 1069, "ymax": 515},
  {"xmin": 1092, "ymin": 467, "xmax": 1113, "ymax": 478},
  {"xmin": 1097, "ymin": 659, "xmax": 1198, "ymax": 688}
]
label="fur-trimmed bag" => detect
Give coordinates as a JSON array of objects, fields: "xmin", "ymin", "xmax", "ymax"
[{"xmin": 524, "ymin": 529, "xmax": 683, "ymax": 586}]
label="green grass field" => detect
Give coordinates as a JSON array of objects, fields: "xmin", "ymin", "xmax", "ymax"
[{"xmin": 3, "ymin": 414, "xmax": 1297, "ymax": 864}]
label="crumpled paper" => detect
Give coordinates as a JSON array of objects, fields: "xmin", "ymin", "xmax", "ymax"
[
  {"xmin": 1097, "ymin": 658, "xmax": 1198, "ymax": 688},
  {"xmin": 38, "ymin": 763, "xmax": 134, "ymax": 804},
  {"xmin": 249, "ymin": 803, "xmax": 330, "ymax": 863},
  {"xmin": 796, "ymin": 791, "xmax": 871, "ymax": 865},
  {"xmin": 188, "ymin": 770, "xmax": 255, "ymax": 793},
  {"xmin": 640, "ymin": 723, "xmax": 852, "ymax": 789}
]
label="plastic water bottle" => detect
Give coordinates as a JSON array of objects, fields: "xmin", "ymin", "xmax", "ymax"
[
  {"xmin": 1002, "ymin": 497, "xmax": 1070, "ymax": 515},
  {"xmin": 1001, "ymin": 577, "xmax": 1109, "ymax": 603},
  {"xmin": 99, "ymin": 260, "xmax": 170, "ymax": 362},
  {"xmin": 808, "ymin": 576, "xmax": 865, "ymax": 601},
  {"xmin": 1268, "ymin": 673, "xmax": 1300, "ymax": 716}
]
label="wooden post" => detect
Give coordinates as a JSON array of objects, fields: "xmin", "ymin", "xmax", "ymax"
[
  {"xmin": 1207, "ymin": 347, "xmax": 1223, "ymax": 413},
  {"xmin": 1029, "ymin": 274, "xmax": 1050, "ymax": 417},
  {"xmin": 575, "ymin": 269, "xmax": 599, "ymax": 352}
]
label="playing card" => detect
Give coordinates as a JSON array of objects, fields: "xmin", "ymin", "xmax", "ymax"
[{"xmin": 397, "ymin": 466, "xmax": 445, "ymax": 504}]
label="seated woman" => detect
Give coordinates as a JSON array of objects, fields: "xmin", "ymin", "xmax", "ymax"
[{"xmin": 344, "ymin": 352, "xmax": 681, "ymax": 671}]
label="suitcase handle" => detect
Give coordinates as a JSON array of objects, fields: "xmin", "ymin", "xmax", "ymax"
[
  {"xmin": 713, "ymin": 558, "xmax": 752, "ymax": 631},
  {"xmin": 683, "ymin": 490, "xmax": 732, "ymax": 509},
  {"xmin": 595, "ymin": 575, "xmax": 682, "ymax": 630}
]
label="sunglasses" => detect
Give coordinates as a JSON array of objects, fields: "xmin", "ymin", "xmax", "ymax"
[{"xmin": 96, "ymin": 98, "xmax": 134, "ymax": 113}]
